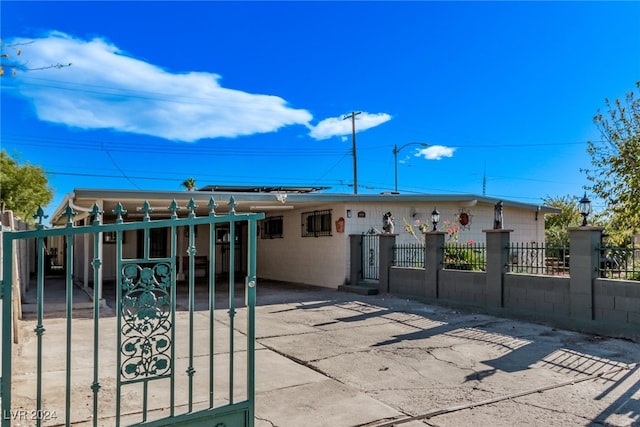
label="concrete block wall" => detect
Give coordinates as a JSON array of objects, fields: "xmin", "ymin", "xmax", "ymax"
[
  {"xmin": 361, "ymin": 226, "xmax": 640, "ymax": 342},
  {"xmin": 594, "ymin": 279, "xmax": 640, "ymax": 328},
  {"xmin": 439, "ymin": 270, "xmax": 485, "ymax": 304},
  {"xmin": 389, "ymin": 267, "xmax": 425, "ymax": 297},
  {"xmin": 504, "ymin": 274, "xmax": 570, "ymax": 317}
]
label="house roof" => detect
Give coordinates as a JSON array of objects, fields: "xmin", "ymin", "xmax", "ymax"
[{"xmin": 51, "ymin": 187, "xmax": 561, "ymax": 225}]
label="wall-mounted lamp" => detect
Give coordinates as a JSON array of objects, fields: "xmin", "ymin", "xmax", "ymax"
[
  {"xmin": 431, "ymin": 207, "xmax": 440, "ymax": 232},
  {"xmin": 346, "ymin": 209, "xmax": 352, "ymax": 218},
  {"xmin": 578, "ymin": 192, "xmax": 592, "ymax": 226}
]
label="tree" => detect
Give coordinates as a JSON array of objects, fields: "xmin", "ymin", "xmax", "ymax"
[
  {"xmin": 542, "ymin": 195, "xmax": 582, "ymax": 247},
  {"xmin": 181, "ymin": 177, "xmax": 196, "ymax": 191},
  {"xmin": 585, "ymin": 82, "xmax": 640, "ymax": 238},
  {"xmin": 1, "ymin": 39, "xmax": 71, "ymax": 77},
  {"xmin": 0, "ymin": 150, "xmax": 53, "ymax": 224}
]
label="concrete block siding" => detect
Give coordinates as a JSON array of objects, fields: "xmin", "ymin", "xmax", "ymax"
[
  {"xmin": 366, "ymin": 227, "xmax": 640, "ymax": 342},
  {"xmin": 389, "ymin": 267, "xmax": 424, "ymax": 297},
  {"xmin": 504, "ymin": 274, "xmax": 570, "ymax": 317},
  {"xmin": 439, "ymin": 270, "xmax": 484, "ymax": 304},
  {"xmin": 595, "ymin": 279, "xmax": 640, "ymax": 327}
]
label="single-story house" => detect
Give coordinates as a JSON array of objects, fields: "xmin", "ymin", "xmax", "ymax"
[{"xmin": 49, "ymin": 186, "xmax": 559, "ymax": 290}]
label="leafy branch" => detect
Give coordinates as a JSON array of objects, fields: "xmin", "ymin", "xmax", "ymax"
[{"xmin": 1, "ymin": 39, "xmax": 71, "ymax": 77}]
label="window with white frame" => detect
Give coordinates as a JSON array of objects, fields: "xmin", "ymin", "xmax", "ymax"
[{"xmin": 301, "ymin": 209, "xmax": 332, "ymax": 237}]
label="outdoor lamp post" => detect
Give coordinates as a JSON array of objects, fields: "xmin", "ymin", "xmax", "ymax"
[
  {"xmin": 431, "ymin": 207, "xmax": 440, "ymax": 232},
  {"xmin": 578, "ymin": 192, "xmax": 592, "ymax": 226},
  {"xmin": 393, "ymin": 142, "xmax": 428, "ymax": 192}
]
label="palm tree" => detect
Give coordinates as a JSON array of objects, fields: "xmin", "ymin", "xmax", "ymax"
[{"xmin": 181, "ymin": 177, "xmax": 196, "ymax": 191}]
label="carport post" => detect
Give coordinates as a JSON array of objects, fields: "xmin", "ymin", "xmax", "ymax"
[
  {"xmin": 484, "ymin": 229, "xmax": 513, "ymax": 308},
  {"xmin": 424, "ymin": 232, "xmax": 446, "ymax": 298},
  {"xmin": 568, "ymin": 226, "xmax": 603, "ymax": 320}
]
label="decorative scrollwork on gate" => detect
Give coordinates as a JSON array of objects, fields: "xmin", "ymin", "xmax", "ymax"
[{"xmin": 120, "ymin": 262, "xmax": 172, "ymax": 380}]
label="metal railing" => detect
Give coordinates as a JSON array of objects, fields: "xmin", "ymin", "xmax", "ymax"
[
  {"xmin": 598, "ymin": 244, "xmax": 640, "ymax": 280},
  {"xmin": 1, "ymin": 198, "xmax": 262, "ymax": 427},
  {"xmin": 508, "ymin": 242, "xmax": 569, "ymax": 276},
  {"xmin": 393, "ymin": 243, "xmax": 425, "ymax": 268},
  {"xmin": 444, "ymin": 242, "xmax": 486, "ymax": 271}
]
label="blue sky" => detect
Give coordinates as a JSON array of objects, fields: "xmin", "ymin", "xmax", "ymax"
[{"xmin": 2, "ymin": 1, "xmax": 639, "ymax": 219}]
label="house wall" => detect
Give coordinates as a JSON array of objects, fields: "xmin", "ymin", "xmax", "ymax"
[
  {"xmin": 256, "ymin": 200, "xmax": 545, "ymax": 289},
  {"xmin": 341, "ymin": 201, "xmax": 544, "ymax": 246},
  {"xmin": 257, "ymin": 203, "xmax": 349, "ymax": 288},
  {"xmin": 61, "ymin": 195, "xmax": 546, "ymax": 290}
]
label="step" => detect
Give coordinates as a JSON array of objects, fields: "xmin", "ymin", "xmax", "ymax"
[{"xmin": 338, "ymin": 283, "xmax": 379, "ymax": 295}]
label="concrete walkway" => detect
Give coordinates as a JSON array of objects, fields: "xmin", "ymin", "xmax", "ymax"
[{"xmin": 9, "ymin": 280, "xmax": 640, "ymax": 426}]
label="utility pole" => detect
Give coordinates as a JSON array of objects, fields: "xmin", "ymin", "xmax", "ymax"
[
  {"xmin": 482, "ymin": 161, "xmax": 487, "ymax": 196},
  {"xmin": 343, "ymin": 111, "xmax": 361, "ymax": 194},
  {"xmin": 393, "ymin": 142, "xmax": 428, "ymax": 193}
]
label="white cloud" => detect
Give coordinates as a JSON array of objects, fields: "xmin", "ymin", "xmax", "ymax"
[
  {"xmin": 309, "ymin": 112, "xmax": 392, "ymax": 140},
  {"xmin": 415, "ymin": 145, "xmax": 456, "ymax": 160},
  {"xmin": 9, "ymin": 32, "xmax": 313, "ymax": 142}
]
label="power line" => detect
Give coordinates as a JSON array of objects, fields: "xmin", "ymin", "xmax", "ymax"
[
  {"xmin": 343, "ymin": 111, "xmax": 361, "ymax": 194},
  {"xmin": 105, "ymin": 151, "xmax": 141, "ymax": 189},
  {"xmin": 44, "ymin": 169, "xmax": 348, "ymax": 187},
  {"xmin": 311, "ymin": 153, "xmax": 350, "ymax": 187},
  {"xmin": 2, "ymin": 134, "xmax": 349, "ymax": 157}
]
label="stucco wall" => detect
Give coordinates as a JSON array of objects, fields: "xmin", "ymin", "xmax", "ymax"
[{"xmin": 257, "ymin": 203, "xmax": 348, "ymax": 288}]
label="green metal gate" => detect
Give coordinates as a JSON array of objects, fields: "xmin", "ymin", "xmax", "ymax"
[
  {"xmin": 1, "ymin": 197, "xmax": 263, "ymax": 426},
  {"xmin": 360, "ymin": 234, "xmax": 379, "ymax": 280}
]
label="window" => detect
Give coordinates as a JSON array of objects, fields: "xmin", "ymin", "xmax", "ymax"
[
  {"xmin": 261, "ymin": 216, "xmax": 284, "ymax": 239},
  {"xmin": 103, "ymin": 231, "xmax": 118, "ymax": 244},
  {"xmin": 136, "ymin": 228, "xmax": 168, "ymax": 258},
  {"xmin": 302, "ymin": 210, "xmax": 332, "ymax": 237}
]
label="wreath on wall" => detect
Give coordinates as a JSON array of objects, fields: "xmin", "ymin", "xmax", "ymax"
[{"xmin": 456, "ymin": 208, "xmax": 473, "ymax": 230}]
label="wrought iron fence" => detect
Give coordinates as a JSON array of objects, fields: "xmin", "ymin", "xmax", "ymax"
[
  {"xmin": 508, "ymin": 242, "xmax": 569, "ymax": 276},
  {"xmin": 444, "ymin": 242, "xmax": 486, "ymax": 271},
  {"xmin": 393, "ymin": 243, "xmax": 425, "ymax": 268},
  {"xmin": 598, "ymin": 244, "xmax": 640, "ymax": 281}
]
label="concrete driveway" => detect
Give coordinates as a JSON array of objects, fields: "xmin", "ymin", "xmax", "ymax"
[{"xmin": 11, "ymin": 280, "xmax": 640, "ymax": 426}]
